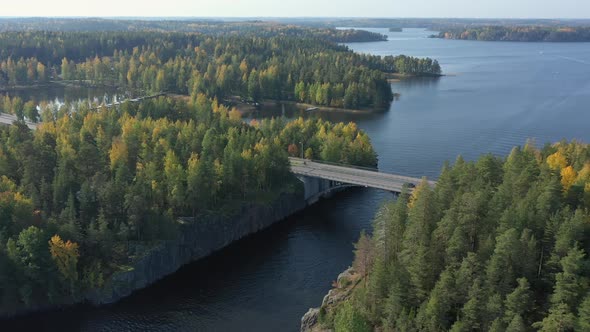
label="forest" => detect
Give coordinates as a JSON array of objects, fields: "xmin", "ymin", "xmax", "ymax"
[
  {"xmin": 0, "ymin": 29, "xmax": 440, "ymax": 110},
  {"xmin": 434, "ymin": 26, "xmax": 590, "ymax": 42},
  {"xmin": 0, "ymin": 92, "xmax": 378, "ymax": 313},
  {"xmin": 320, "ymin": 141, "xmax": 590, "ymax": 331},
  {"xmin": 0, "ymin": 18, "xmax": 387, "ymax": 43}
]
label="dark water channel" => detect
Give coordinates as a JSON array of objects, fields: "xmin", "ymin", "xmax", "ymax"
[{"xmin": 6, "ymin": 28, "xmax": 590, "ymax": 331}]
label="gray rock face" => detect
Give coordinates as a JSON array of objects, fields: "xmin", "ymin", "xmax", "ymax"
[
  {"xmin": 88, "ymin": 192, "xmax": 306, "ymax": 304},
  {"xmin": 336, "ymin": 267, "xmax": 354, "ymax": 288},
  {"xmin": 302, "ymin": 267, "xmax": 357, "ymax": 332},
  {"xmin": 322, "ymin": 288, "xmax": 338, "ymax": 307},
  {"xmin": 301, "ymin": 307, "xmax": 320, "ymax": 332},
  {"xmin": 1, "ymin": 192, "xmax": 307, "ymax": 319},
  {"xmin": 0, "ymin": 194, "xmax": 307, "ymax": 318}
]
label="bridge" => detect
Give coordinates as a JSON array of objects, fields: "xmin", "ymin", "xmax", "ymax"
[
  {"xmin": 0, "ymin": 92, "xmax": 169, "ymax": 130},
  {"xmin": 289, "ymin": 157, "xmax": 435, "ymax": 204},
  {"xmin": 0, "ymin": 113, "xmax": 36, "ymax": 130},
  {"xmin": 89, "ymin": 92, "xmax": 167, "ymax": 110}
]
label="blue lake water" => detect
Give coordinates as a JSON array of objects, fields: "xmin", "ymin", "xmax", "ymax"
[{"xmin": 6, "ymin": 28, "xmax": 590, "ymax": 332}]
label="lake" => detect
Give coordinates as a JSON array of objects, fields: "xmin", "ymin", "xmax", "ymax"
[
  {"xmin": 0, "ymin": 84, "xmax": 124, "ymax": 107},
  {"xmin": 6, "ymin": 28, "xmax": 590, "ymax": 331}
]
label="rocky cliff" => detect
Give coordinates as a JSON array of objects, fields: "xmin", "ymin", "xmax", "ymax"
[
  {"xmin": 300, "ymin": 267, "xmax": 359, "ymax": 332},
  {"xmin": 2, "ymin": 192, "xmax": 306, "ymax": 318},
  {"xmin": 88, "ymin": 192, "xmax": 307, "ymax": 304}
]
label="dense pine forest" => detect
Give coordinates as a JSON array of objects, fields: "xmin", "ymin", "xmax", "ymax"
[
  {"xmin": 0, "ymin": 92, "xmax": 378, "ymax": 313},
  {"xmin": 434, "ymin": 26, "xmax": 590, "ymax": 42},
  {"xmin": 0, "ymin": 19, "xmax": 443, "ymax": 317},
  {"xmin": 318, "ymin": 141, "xmax": 590, "ymax": 331},
  {"xmin": 0, "ymin": 29, "xmax": 440, "ymax": 110}
]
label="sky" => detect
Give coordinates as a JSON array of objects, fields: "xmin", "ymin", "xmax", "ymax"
[{"xmin": 1, "ymin": 0, "xmax": 588, "ymax": 19}]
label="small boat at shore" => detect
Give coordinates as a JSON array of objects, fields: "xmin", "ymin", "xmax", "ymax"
[{"xmin": 305, "ymin": 107, "xmax": 319, "ymax": 112}]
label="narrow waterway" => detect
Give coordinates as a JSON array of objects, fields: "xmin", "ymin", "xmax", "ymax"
[{"xmin": 5, "ymin": 28, "xmax": 590, "ymax": 331}]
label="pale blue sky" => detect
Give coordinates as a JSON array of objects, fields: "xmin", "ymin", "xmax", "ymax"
[{"xmin": 2, "ymin": 0, "xmax": 588, "ymax": 18}]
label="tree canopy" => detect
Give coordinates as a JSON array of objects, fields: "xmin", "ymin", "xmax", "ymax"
[
  {"xmin": 0, "ymin": 92, "xmax": 378, "ymax": 314},
  {"xmin": 0, "ymin": 29, "xmax": 440, "ymax": 110},
  {"xmin": 320, "ymin": 140, "xmax": 590, "ymax": 332},
  {"xmin": 435, "ymin": 26, "xmax": 590, "ymax": 42}
]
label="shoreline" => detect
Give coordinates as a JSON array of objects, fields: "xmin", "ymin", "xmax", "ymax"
[
  {"xmin": 431, "ymin": 35, "xmax": 590, "ymax": 43},
  {"xmin": 301, "ymin": 267, "xmax": 361, "ymax": 332},
  {"xmin": 0, "ymin": 81, "xmax": 124, "ymax": 95},
  {"xmin": 2, "ymin": 191, "xmax": 309, "ymax": 320},
  {"xmin": 260, "ymin": 100, "xmax": 388, "ymax": 114},
  {"xmin": 386, "ymin": 72, "xmax": 444, "ymax": 79}
]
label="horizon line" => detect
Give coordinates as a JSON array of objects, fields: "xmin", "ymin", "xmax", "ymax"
[{"xmin": 1, "ymin": 16, "xmax": 590, "ymax": 20}]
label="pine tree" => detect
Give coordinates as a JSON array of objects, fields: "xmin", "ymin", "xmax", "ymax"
[
  {"xmin": 333, "ymin": 301, "xmax": 371, "ymax": 332},
  {"xmin": 506, "ymin": 314, "xmax": 526, "ymax": 332},
  {"xmin": 550, "ymin": 245, "xmax": 588, "ymax": 311},
  {"xmin": 503, "ymin": 278, "xmax": 532, "ymax": 325},
  {"xmin": 534, "ymin": 303, "xmax": 576, "ymax": 331},
  {"xmin": 418, "ymin": 266, "xmax": 457, "ymax": 331},
  {"xmin": 577, "ymin": 293, "xmax": 590, "ymax": 331},
  {"xmin": 459, "ymin": 278, "xmax": 484, "ymax": 330}
]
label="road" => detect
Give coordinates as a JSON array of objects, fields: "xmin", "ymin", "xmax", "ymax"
[
  {"xmin": 0, "ymin": 113, "xmax": 37, "ymax": 130},
  {"xmin": 289, "ymin": 157, "xmax": 435, "ymax": 192}
]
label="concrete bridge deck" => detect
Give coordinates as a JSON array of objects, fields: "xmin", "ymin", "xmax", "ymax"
[
  {"xmin": 289, "ymin": 157, "xmax": 435, "ymax": 194},
  {"xmin": 0, "ymin": 113, "xmax": 37, "ymax": 130},
  {"xmin": 0, "ymin": 92, "xmax": 167, "ymax": 130}
]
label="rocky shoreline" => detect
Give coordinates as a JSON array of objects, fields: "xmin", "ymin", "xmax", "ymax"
[
  {"xmin": 2, "ymin": 192, "xmax": 307, "ymax": 318},
  {"xmin": 300, "ymin": 267, "xmax": 360, "ymax": 332},
  {"xmin": 89, "ymin": 192, "xmax": 307, "ymax": 305}
]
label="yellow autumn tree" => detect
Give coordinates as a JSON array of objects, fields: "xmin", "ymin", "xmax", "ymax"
[
  {"xmin": 49, "ymin": 235, "xmax": 80, "ymax": 286},
  {"xmin": 576, "ymin": 163, "xmax": 590, "ymax": 184},
  {"xmin": 109, "ymin": 138, "xmax": 128, "ymax": 170},
  {"xmin": 229, "ymin": 108, "xmax": 242, "ymax": 122},
  {"xmin": 547, "ymin": 151, "xmax": 568, "ymax": 170},
  {"xmin": 561, "ymin": 166, "xmax": 578, "ymax": 191}
]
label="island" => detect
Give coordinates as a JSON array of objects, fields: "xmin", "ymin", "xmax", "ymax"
[{"xmin": 433, "ymin": 26, "xmax": 590, "ymax": 42}]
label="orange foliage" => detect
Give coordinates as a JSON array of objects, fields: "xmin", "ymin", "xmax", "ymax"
[{"xmin": 287, "ymin": 144, "xmax": 299, "ymax": 157}]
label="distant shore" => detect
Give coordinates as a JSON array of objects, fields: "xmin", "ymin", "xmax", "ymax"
[
  {"xmin": 0, "ymin": 80, "xmax": 121, "ymax": 93},
  {"xmin": 260, "ymin": 100, "xmax": 387, "ymax": 114},
  {"xmin": 216, "ymin": 95, "xmax": 389, "ymax": 115}
]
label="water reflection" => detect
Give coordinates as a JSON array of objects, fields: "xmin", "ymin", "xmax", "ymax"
[
  {"xmin": 393, "ymin": 76, "xmax": 441, "ymax": 88},
  {"xmin": 0, "ymin": 83, "xmax": 125, "ymax": 107}
]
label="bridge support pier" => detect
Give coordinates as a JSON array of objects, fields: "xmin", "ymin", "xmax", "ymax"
[
  {"xmin": 298, "ymin": 176, "xmax": 333, "ymax": 205},
  {"xmin": 296, "ymin": 176, "xmax": 355, "ymax": 205}
]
